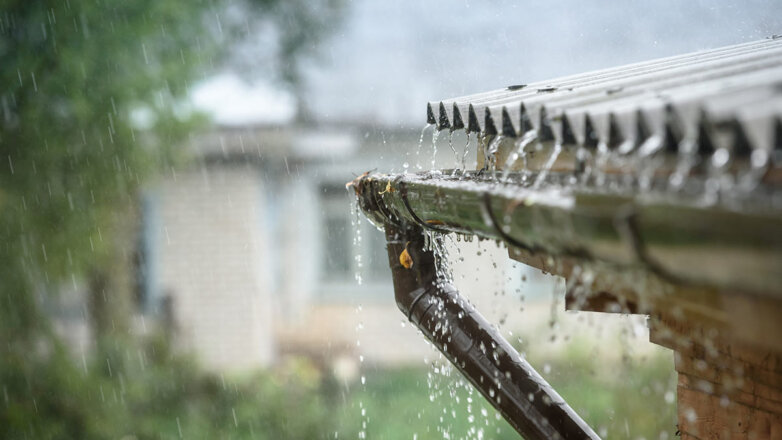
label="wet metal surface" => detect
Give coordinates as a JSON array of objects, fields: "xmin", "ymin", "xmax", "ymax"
[{"xmin": 428, "ymin": 38, "xmax": 782, "ymax": 157}]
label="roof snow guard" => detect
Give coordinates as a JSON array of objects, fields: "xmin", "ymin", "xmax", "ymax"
[{"xmin": 428, "ymin": 38, "xmax": 782, "ymax": 155}]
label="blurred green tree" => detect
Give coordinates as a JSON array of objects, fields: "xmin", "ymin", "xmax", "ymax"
[{"xmin": 0, "ymin": 0, "xmax": 342, "ymax": 438}]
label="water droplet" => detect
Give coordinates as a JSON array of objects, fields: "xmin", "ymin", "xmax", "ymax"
[{"xmin": 684, "ymin": 407, "xmax": 697, "ymax": 422}]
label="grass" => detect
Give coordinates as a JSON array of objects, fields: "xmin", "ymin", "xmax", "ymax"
[{"xmin": 334, "ymin": 346, "xmax": 678, "ymax": 439}]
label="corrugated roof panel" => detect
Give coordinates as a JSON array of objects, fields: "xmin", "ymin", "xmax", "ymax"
[{"xmin": 428, "ymin": 38, "xmax": 782, "ymax": 156}]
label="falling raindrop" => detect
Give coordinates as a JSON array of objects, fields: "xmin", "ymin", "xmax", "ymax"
[{"xmin": 432, "ymin": 128, "xmax": 441, "ymax": 170}]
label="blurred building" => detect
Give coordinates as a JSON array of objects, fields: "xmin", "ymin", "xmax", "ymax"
[
  {"xmin": 45, "ymin": 121, "xmax": 649, "ymax": 377},
  {"xmin": 133, "ymin": 123, "xmax": 564, "ymax": 374},
  {"xmin": 136, "ymin": 124, "xmax": 425, "ymax": 372}
]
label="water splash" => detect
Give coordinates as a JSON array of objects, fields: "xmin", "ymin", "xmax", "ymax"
[
  {"xmin": 501, "ymin": 130, "xmax": 537, "ymax": 181},
  {"xmin": 635, "ymin": 135, "xmax": 664, "ymax": 192},
  {"xmin": 485, "ymin": 135, "xmax": 504, "ymax": 173},
  {"xmin": 532, "ymin": 142, "xmax": 562, "ymax": 189},
  {"xmin": 700, "ymin": 148, "xmax": 731, "ymax": 204},
  {"xmin": 431, "ymin": 128, "xmax": 441, "ymax": 171},
  {"xmin": 593, "ymin": 141, "xmax": 612, "ymax": 188},
  {"xmin": 461, "ymin": 131, "xmax": 472, "ymax": 173},
  {"xmin": 667, "ymin": 139, "xmax": 697, "ymax": 191},
  {"xmin": 421, "ymin": 230, "xmax": 453, "ymax": 286}
]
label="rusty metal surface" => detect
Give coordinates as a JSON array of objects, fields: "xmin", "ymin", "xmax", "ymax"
[{"xmin": 428, "ymin": 38, "xmax": 782, "ymax": 158}]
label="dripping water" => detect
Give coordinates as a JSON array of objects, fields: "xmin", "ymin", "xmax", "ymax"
[
  {"xmin": 702, "ymin": 147, "xmax": 733, "ymax": 204},
  {"xmin": 667, "ymin": 139, "xmax": 697, "ymax": 191},
  {"xmin": 593, "ymin": 140, "xmax": 612, "ymax": 189},
  {"xmin": 422, "ymin": 234, "xmax": 502, "ymax": 440},
  {"xmin": 484, "ymin": 135, "xmax": 504, "ymax": 178},
  {"xmin": 736, "ymin": 149, "xmax": 770, "ymax": 193},
  {"xmin": 447, "ymin": 130, "xmax": 460, "ymax": 172},
  {"xmin": 416, "ymin": 123, "xmax": 432, "ymax": 171},
  {"xmin": 532, "ymin": 142, "xmax": 562, "ymax": 189},
  {"xmin": 350, "ymin": 200, "xmax": 364, "ymax": 285},
  {"xmin": 635, "ymin": 135, "xmax": 664, "ymax": 193},
  {"xmin": 431, "ymin": 128, "xmax": 441, "ymax": 171},
  {"xmin": 429, "ymin": 230, "xmax": 453, "ymax": 286},
  {"xmin": 461, "ymin": 131, "xmax": 471, "ymax": 173},
  {"xmin": 350, "ymin": 198, "xmax": 368, "ymax": 439},
  {"xmin": 355, "ymin": 303, "xmax": 368, "ymax": 439},
  {"xmin": 613, "ymin": 139, "xmax": 638, "ymax": 190},
  {"xmin": 501, "ymin": 130, "xmax": 537, "ymax": 182}
]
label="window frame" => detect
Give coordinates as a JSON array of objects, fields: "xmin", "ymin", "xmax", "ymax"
[{"xmin": 316, "ymin": 181, "xmax": 392, "ymax": 303}]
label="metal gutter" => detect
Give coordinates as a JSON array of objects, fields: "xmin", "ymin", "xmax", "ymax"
[{"xmin": 352, "ymin": 171, "xmax": 782, "ymax": 297}]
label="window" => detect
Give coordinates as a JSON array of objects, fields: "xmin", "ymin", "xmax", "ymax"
[
  {"xmin": 322, "ymin": 196, "xmax": 352, "ymax": 279},
  {"xmin": 319, "ymin": 184, "xmax": 391, "ymax": 291}
]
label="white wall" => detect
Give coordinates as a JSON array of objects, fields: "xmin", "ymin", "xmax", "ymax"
[{"xmin": 153, "ymin": 164, "xmax": 275, "ymax": 371}]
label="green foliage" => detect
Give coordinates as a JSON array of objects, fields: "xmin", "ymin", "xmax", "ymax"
[
  {"xmin": 0, "ymin": 0, "xmax": 342, "ymax": 438},
  {"xmin": 336, "ymin": 365, "xmax": 516, "ymax": 439},
  {"xmin": 0, "ymin": 0, "xmax": 342, "ymax": 333},
  {"xmin": 1, "ymin": 339, "xmax": 676, "ymax": 439},
  {"xmin": 537, "ymin": 344, "xmax": 678, "ymax": 438},
  {"xmin": 230, "ymin": 0, "xmax": 346, "ymax": 87},
  {"xmin": 1, "ymin": 0, "xmax": 216, "ymax": 340},
  {"xmin": 0, "ymin": 2, "xmax": 229, "ymax": 433},
  {"xmin": 0, "ymin": 334, "xmax": 334, "ymax": 439},
  {"xmin": 337, "ymin": 350, "xmax": 677, "ymax": 439}
]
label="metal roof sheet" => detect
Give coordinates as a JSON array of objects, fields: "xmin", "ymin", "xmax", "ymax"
[{"xmin": 427, "ymin": 38, "xmax": 782, "ymax": 156}]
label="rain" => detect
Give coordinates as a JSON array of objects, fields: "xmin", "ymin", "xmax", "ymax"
[{"xmin": 2, "ymin": 1, "xmax": 782, "ymax": 439}]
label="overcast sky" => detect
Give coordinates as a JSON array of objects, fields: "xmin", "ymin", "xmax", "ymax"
[{"xmin": 193, "ymin": 0, "xmax": 782, "ymax": 127}]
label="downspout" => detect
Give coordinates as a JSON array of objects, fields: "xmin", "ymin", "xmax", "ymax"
[
  {"xmin": 384, "ymin": 223, "xmax": 599, "ymax": 439},
  {"xmin": 349, "ymin": 174, "xmax": 599, "ymax": 438}
]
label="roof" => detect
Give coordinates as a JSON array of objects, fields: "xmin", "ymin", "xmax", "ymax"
[
  {"xmin": 348, "ymin": 38, "xmax": 782, "ymax": 298},
  {"xmin": 427, "ymin": 37, "xmax": 782, "ymax": 156}
]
